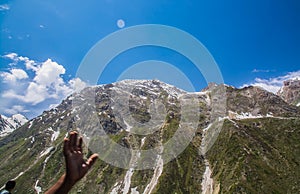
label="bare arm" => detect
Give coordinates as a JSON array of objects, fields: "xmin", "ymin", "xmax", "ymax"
[{"xmin": 45, "ymin": 132, "xmax": 98, "ymax": 194}]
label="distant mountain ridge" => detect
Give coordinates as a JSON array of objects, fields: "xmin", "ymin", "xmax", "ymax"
[
  {"xmin": 0, "ymin": 113, "xmax": 28, "ymax": 137},
  {"xmin": 0, "ymin": 79, "xmax": 299, "ymax": 194}
]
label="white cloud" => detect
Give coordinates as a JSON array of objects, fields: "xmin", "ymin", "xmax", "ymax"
[
  {"xmin": 24, "ymin": 82, "xmax": 52, "ymax": 104},
  {"xmin": 4, "ymin": 105, "xmax": 29, "ymax": 115},
  {"xmin": 2, "ymin": 83, "xmax": 53, "ymax": 105},
  {"xmin": 34, "ymin": 59, "xmax": 65, "ymax": 86},
  {"xmin": 2, "ymin": 90, "xmax": 20, "ymax": 99},
  {"xmin": 242, "ymin": 70, "xmax": 300, "ymax": 93},
  {"xmin": 12, "ymin": 69, "xmax": 28, "ymax": 79},
  {"xmin": 69, "ymin": 78, "xmax": 87, "ymax": 92},
  {"xmin": 252, "ymin": 69, "xmax": 274, "ymax": 73},
  {"xmin": 3, "ymin": 53, "xmax": 18, "ymax": 60},
  {"xmin": 0, "ymin": 4, "xmax": 10, "ymax": 11},
  {"xmin": 1, "ymin": 54, "xmax": 88, "ymax": 116},
  {"xmin": 2, "ymin": 59, "xmax": 83, "ymax": 104},
  {"xmin": 2, "ymin": 53, "xmax": 38, "ymax": 70},
  {"xmin": 18, "ymin": 56, "xmax": 37, "ymax": 70},
  {"xmin": 1, "ymin": 68, "xmax": 28, "ymax": 83}
]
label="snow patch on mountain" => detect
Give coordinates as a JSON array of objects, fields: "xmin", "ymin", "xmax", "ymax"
[
  {"xmin": 124, "ymin": 120, "xmax": 132, "ymax": 132},
  {"xmin": 131, "ymin": 187, "xmax": 139, "ymax": 194},
  {"xmin": 111, "ymin": 182, "xmax": 122, "ymax": 194},
  {"xmin": 11, "ymin": 114, "xmax": 28, "ymax": 125},
  {"xmin": 202, "ymin": 160, "xmax": 214, "ymax": 194},
  {"xmin": 143, "ymin": 154, "xmax": 164, "ymax": 194},
  {"xmin": 141, "ymin": 137, "xmax": 146, "ymax": 147},
  {"xmin": 115, "ymin": 79, "xmax": 186, "ymax": 97},
  {"xmin": 15, "ymin": 171, "xmax": 24, "ymax": 180},
  {"xmin": 40, "ymin": 147, "xmax": 54, "ymax": 158},
  {"xmin": 203, "ymin": 123, "xmax": 213, "ymax": 132},
  {"xmin": 228, "ymin": 111, "xmax": 274, "ymax": 120},
  {"xmin": 34, "ymin": 180, "xmax": 42, "ymax": 194},
  {"xmin": 28, "ymin": 120, "xmax": 34, "ymax": 128},
  {"xmin": 31, "ymin": 136, "xmax": 35, "ymax": 144},
  {"xmin": 46, "ymin": 127, "xmax": 60, "ymax": 142},
  {"xmin": 122, "ymin": 168, "xmax": 134, "ymax": 194}
]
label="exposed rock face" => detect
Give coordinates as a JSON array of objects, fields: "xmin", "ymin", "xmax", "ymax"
[
  {"xmin": 0, "ymin": 80, "xmax": 299, "ymax": 194},
  {"xmin": 278, "ymin": 79, "xmax": 300, "ymax": 106},
  {"xmin": 227, "ymin": 85, "xmax": 299, "ymax": 117}
]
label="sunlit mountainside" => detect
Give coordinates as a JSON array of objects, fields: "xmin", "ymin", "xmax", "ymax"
[{"xmin": 0, "ymin": 79, "xmax": 299, "ymax": 194}]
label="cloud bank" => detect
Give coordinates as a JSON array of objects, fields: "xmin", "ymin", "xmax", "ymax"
[
  {"xmin": 0, "ymin": 53, "xmax": 87, "ymax": 117},
  {"xmin": 242, "ymin": 70, "xmax": 300, "ymax": 93}
]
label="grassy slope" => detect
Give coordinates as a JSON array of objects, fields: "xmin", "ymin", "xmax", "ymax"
[
  {"xmin": 154, "ymin": 143, "xmax": 205, "ymax": 194},
  {"xmin": 207, "ymin": 118, "xmax": 300, "ymax": 193}
]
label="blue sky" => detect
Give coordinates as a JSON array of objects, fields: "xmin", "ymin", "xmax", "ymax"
[{"xmin": 1, "ymin": 0, "xmax": 300, "ymax": 118}]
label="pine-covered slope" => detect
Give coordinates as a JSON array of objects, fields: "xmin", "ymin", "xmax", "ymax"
[{"xmin": 0, "ymin": 80, "xmax": 299, "ymax": 194}]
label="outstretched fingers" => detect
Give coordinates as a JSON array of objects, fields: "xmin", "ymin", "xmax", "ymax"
[
  {"xmin": 46, "ymin": 131, "xmax": 98, "ymax": 193},
  {"xmin": 86, "ymin": 154, "xmax": 99, "ymax": 169},
  {"xmin": 65, "ymin": 131, "xmax": 98, "ymax": 168},
  {"xmin": 64, "ymin": 132, "xmax": 80, "ymax": 155}
]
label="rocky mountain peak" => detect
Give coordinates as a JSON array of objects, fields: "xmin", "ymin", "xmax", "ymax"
[
  {"xmin": 277, "ymin": 78, "xmax": 300, "ymax": 106},
  {"xmin": 0, "ymin": 113, "xmax": 28, "ymax": 137},
  {"xmin": 226, "ymin": 84, "xmax": 299, "ymax": 117},
  {"xmin": 201, "ymin": 82, "xmax": 219, "ymax": 92}
]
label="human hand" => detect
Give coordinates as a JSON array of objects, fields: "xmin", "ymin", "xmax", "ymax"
[
  {"xmin": 45, "ymin": 131, "xmax": 98, "ymax": 194},
  {"xmin": 63, "ymin": 131, "xmax": 98, "ymax": 186}
]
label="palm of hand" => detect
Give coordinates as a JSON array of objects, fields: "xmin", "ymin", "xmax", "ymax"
[{"xmin": 63, "ymin": 132, "xmax": 98, "ymax": 185}]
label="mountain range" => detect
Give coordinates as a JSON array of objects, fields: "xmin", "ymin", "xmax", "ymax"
[{"xmin": 0, "ymin": 79, "xmax": 299, "ymax": 194}]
